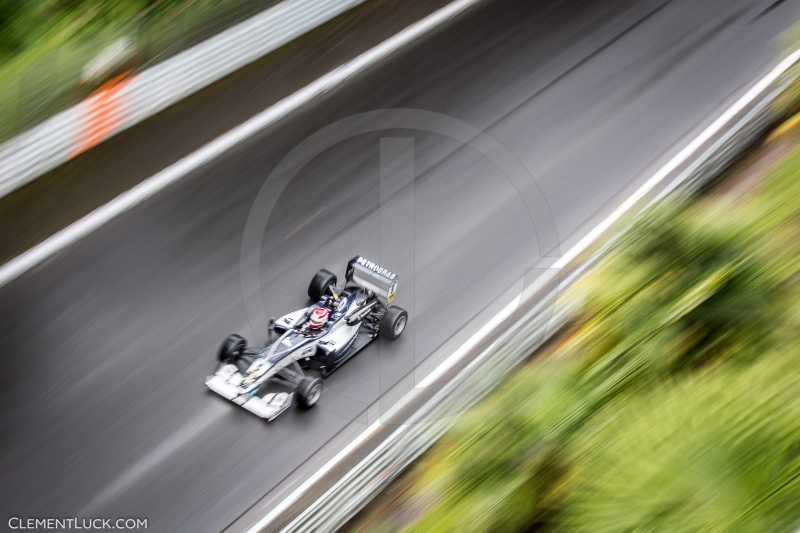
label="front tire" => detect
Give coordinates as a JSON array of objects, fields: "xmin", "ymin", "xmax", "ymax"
[
  {"xmin": 380, "ymin": 306, "xmax": 408, "ymax": 341},
  {"xmin": 295, "ymin": 376, "xmax": 323, "ymax": 410},
  {"xmin": 218, "ymin": 334, "xmax": 246, "ymax": 363},
  {"xmin": 308, "ymin": 269, "xmax": 337, "ymax": 301}
]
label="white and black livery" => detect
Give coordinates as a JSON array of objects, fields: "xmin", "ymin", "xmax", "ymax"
[{"xmin": 205, "ymin": 256, "xmax": 408, "ymax": 421}]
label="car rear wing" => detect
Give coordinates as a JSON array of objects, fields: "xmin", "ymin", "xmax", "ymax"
[{"xmin": 345, "ymin": 256, "xmax": 398, "ymax": 303}]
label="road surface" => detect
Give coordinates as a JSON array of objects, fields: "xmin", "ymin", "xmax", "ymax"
[{"xmin": 1, "ymin": 0, "xmax": 798, "ymax": 531}]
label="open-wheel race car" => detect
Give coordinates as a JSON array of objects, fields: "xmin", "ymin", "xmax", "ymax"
[{"xmin": 205, "ymin": 256, "xmax": 408, "ymax": 421}]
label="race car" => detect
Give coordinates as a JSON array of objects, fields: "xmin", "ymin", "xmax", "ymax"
[{"xmin": 205, "ymin": 256, "xmax": 408, "ymax": 421}]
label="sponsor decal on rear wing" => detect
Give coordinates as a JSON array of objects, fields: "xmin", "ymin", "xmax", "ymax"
[{"xmin": 346, "ymin": 256, "xmax": 399, "ymax": 303}]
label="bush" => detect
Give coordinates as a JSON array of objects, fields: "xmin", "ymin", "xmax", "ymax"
[
  {"xmin": 577, "ymin": 200, "xmax": 793, "ymax": 383},
  {"xmin": 563, "ymin": 352, "xmax": 800, "ymax": 533},
  {"xmin": 408, "ymin": 360, "xmax": 581, "ymax": 533}
]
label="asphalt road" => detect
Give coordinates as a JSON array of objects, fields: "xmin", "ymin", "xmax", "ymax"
[{"xmin": 2, "ymin": 0, "xmax": 799, "ymax": 531}]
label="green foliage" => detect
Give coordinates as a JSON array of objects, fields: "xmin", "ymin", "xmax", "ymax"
[
  {"xmin": 574, "ymin": 197, "xmax": 793, "ymax": 398},
  {"xmin": 408, "ymin": 360, "xmax": 582, "ymax": 532},
  {"xmin": 563, "ymin": 352, "xmax": 800, "ymax": 533},
  {"xmin": 0, "ymin": 1, "xmax": 24, "ymax": 57},
  {"xmin": 389, "ymin": 145, "xmax": 800, "ymax": 532}
]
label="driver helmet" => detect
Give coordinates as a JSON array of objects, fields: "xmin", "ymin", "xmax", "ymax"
[{"xmin": 308, "ymin": 307, "xmax": 330, "ymax": 330}]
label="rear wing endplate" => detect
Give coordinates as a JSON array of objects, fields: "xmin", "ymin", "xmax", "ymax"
[{"xmin": 345, "ymin": 256, "xmax": 398, "ymax": 303}]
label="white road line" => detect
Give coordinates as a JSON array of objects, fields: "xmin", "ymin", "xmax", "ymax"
[
  {"xmin": 415, "ymin": 292, "xmax": 522, "ymax": 389},
  {"xmin": 429, "ymin": 46, "xmax": 794, "ymax": 385},
  {"xmin": 552, "ymin": 48, "xmax": 800, "ymax": 271},
  {"xmin": 0, "ymin": 0, "xmax": 486, "ymax": 290}
]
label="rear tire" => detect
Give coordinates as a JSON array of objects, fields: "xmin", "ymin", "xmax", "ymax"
[
  {"xmin": 308, "ymin": 269, "xmax": 337, "ymax": 301},
  {"xmin": 296, "ymin": 377, "xmax": 323, "ymax": 410},
  {"xmin": 380, "ymin": 306, "xmax": 408, "ymax": 341},
  {"xmin": 218, "ymin": 334, "xmax": 246, "ymax": 363}
]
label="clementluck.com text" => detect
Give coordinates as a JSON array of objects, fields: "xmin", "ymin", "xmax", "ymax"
[{"xmin": 8, "ymin": 516, "xmax": 148, "ymax": 530}]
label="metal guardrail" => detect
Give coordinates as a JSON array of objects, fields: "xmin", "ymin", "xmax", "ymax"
[
  {"xmin": 274, "ymin": 49, "xmax": 800, "ymax": 532},
  {"xmin": 0, "ymin": 0, "xmax": 366, "ymax": 198}
]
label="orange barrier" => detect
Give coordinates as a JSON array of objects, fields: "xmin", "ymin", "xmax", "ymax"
[{"xmin": 72, "ymin": 73, "xmax": 130, "ymax": 157}]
